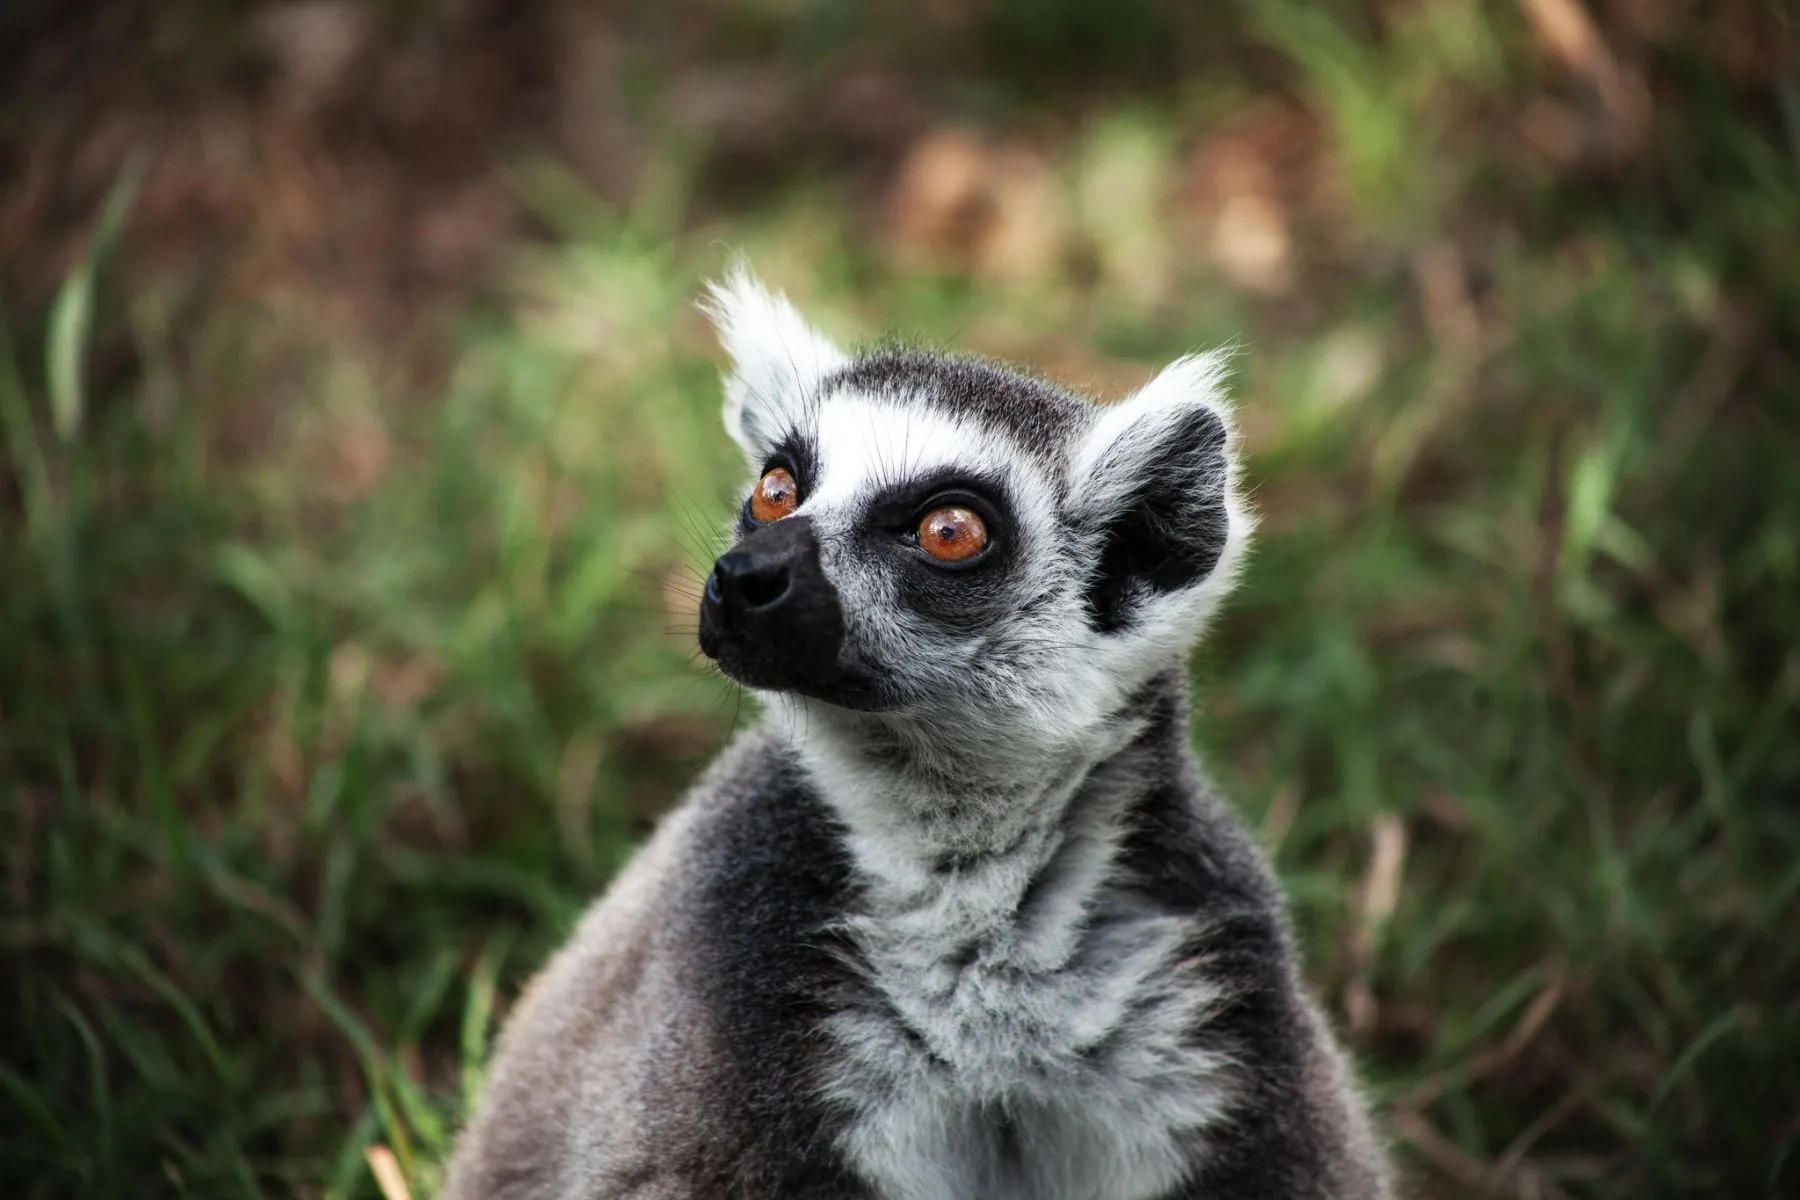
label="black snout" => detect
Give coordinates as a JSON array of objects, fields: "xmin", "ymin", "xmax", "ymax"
[
  {"xmin": 699, "ymin": 517, "xmax": 849, "ymax": 695},
  {"xmin": 709, "ymin": 551, "xmax": 791, "ymax": 612}
]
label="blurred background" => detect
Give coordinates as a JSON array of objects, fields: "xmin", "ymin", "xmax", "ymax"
[{"xmin": 2, "ymin": 1, "xmax": 1797, "ymax": 1197}]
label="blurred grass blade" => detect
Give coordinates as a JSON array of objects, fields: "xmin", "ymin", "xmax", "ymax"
[
  {"xmin": 215, "ymin": 543, "xmax": 295, "ymax": 633},
  {"xmin": 46, "ymin": 158, "xmax": 144, "ymax": 442},
  {"xmin": 328, "ymin": 1107, "xmax": 384, "ymax": 1200},
  {"xmin": 0, "ymin": 1061, "xmax": 79, "ymax": 1163},
  {"xmin": 461, "ymin": 931, "xmax": 514, "ymax": 1114},
  {"xmin": 304, "ymin": 970, "xmax": 423, "ymax": 1181},
  {"xmin": 0, "ymin": 316, "xmax": 54, "ymax": 534},
  {"xmin": 51, "ymin": 989, "xmax": 115, "ymax": 1184},
  {"xmin": 47, "ymin": 262, "xmax": 94, "ymax": 441}
]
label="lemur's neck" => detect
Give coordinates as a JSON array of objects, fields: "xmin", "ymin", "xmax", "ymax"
[
  {"xmin": 778, "ymin": 671, "xmax": 1193, "ymax": 892},
  {"xmin": 781, "ymin": 671, "xmax": 1194, "ymax": 993}
]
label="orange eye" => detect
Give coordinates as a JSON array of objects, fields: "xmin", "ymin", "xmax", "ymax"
[
  {"xmin": 918, "ymin": 506, "xmax": 988, "ymax": 563},
  {"xmin": 750, "ymin": 466, "xmax": 799, "ymax": 522}
]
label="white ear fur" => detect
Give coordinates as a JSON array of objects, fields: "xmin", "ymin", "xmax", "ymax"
[
  {"xmin": 1069, "ymin": 350, "xmax": 1254, "ymax": 610},
  {"xmin": 1072, "ymin": 351, "xmax": 1239, "ymax": 517},
  {"xmin": 700, "ymin": 269, "xmax": 849, "ymax": 461}
]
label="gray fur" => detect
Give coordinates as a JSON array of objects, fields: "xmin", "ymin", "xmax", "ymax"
[{"xmin": 442, "ymin": 272, "xmax": 1394, "ymax": 1199}]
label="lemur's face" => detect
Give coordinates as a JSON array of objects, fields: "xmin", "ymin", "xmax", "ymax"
[{"xmin": 697, "ymin": 273, "xmax": 1251, "ymax": 741}]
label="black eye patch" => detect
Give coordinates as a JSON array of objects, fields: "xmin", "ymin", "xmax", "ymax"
[
  {"xmin": 860, "ymin": 466, "xmax": 1011, "ymax": 538},
  {"xmin": 842, "ymin": 466, "xmax": 1020, "ymax": 633}
]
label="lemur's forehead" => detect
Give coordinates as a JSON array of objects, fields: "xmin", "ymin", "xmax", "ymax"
[
  {"xmin": 826, "ymin": 353, "xmax": 1093, "ymax": 458},
  {"xmin": 801, "ymin": 352, "xmax": 1094, "ymax": 507}
]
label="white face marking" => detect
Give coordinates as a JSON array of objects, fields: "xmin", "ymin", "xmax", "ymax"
[{"xmin": 803, "ymin": 397, "xmax": 1024, "ymax": 512}]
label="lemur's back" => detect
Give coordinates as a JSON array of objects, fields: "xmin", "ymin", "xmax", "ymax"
[{"xmin": 443, "ymin": 273, "xmax": 1393, "ymax": 1198}]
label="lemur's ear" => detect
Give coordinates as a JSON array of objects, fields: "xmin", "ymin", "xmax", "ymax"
[
  {"xmin": 1069, "ymin": 352, "xmax": 1252, "ymax": 631},
  {"xmin": 701, "ymin": 269, "xmax": 848, "ymax": 463}
]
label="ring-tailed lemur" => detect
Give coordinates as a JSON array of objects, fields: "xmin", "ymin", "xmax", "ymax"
[{"xmin": 442, "ymin": 272, "xmax": 1394, "ymax": 1200}]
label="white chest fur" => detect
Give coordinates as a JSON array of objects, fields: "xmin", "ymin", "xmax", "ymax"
[{"xmin": 805, "ymin": 736, "xmax": 1236, "ymax": 1200}]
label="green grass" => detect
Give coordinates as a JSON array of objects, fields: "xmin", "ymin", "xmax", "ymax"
[{"xmin": 4, "ymin": 2, "xmax": 1799, "ymax": 1198}]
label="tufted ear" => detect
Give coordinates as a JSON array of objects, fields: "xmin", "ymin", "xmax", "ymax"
[
  {"xmin": 700, "ymin": 269, "xmax": 848, "ymax": 464},
  {"xmin": 1068, "ymin": 352, "xmax": 1252, "ymax": 631}
]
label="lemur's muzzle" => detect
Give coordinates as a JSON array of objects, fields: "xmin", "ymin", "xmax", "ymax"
[{"xmin": 699, "ymin": 516, "xmax": 848, "ymax": 695}]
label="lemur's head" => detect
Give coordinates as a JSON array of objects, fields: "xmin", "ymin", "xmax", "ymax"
[{"xmin": 697, "ymin": 271, "xmax": 1252, "ymax": 756}]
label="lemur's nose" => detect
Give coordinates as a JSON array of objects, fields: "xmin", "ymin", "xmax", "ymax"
[
  {"xmin": 710, "ymin": 549, "xmax": 793, "ymax": 613},
  {"xmin": 698, "ymin": 515, "xmax": 848, "ymax": 696}
]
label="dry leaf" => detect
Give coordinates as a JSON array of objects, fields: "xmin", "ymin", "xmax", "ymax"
[{"xmin": 365, "ymin": 1145, "xmax": 414, "ymax": 1200}]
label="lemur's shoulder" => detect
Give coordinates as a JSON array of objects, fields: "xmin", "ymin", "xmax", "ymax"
[{"xmin": 442, "ymin": 730, "xmax": 871, "ymax": 1200}]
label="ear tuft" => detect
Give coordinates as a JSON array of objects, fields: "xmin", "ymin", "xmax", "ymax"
[
  {"xmin": 1071, "ymin": 350, "xmax": 1252, "ymax": 630},
  {"xmin": 700, "ymin": 268, "xmax": 848, "ymax": 462}
]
